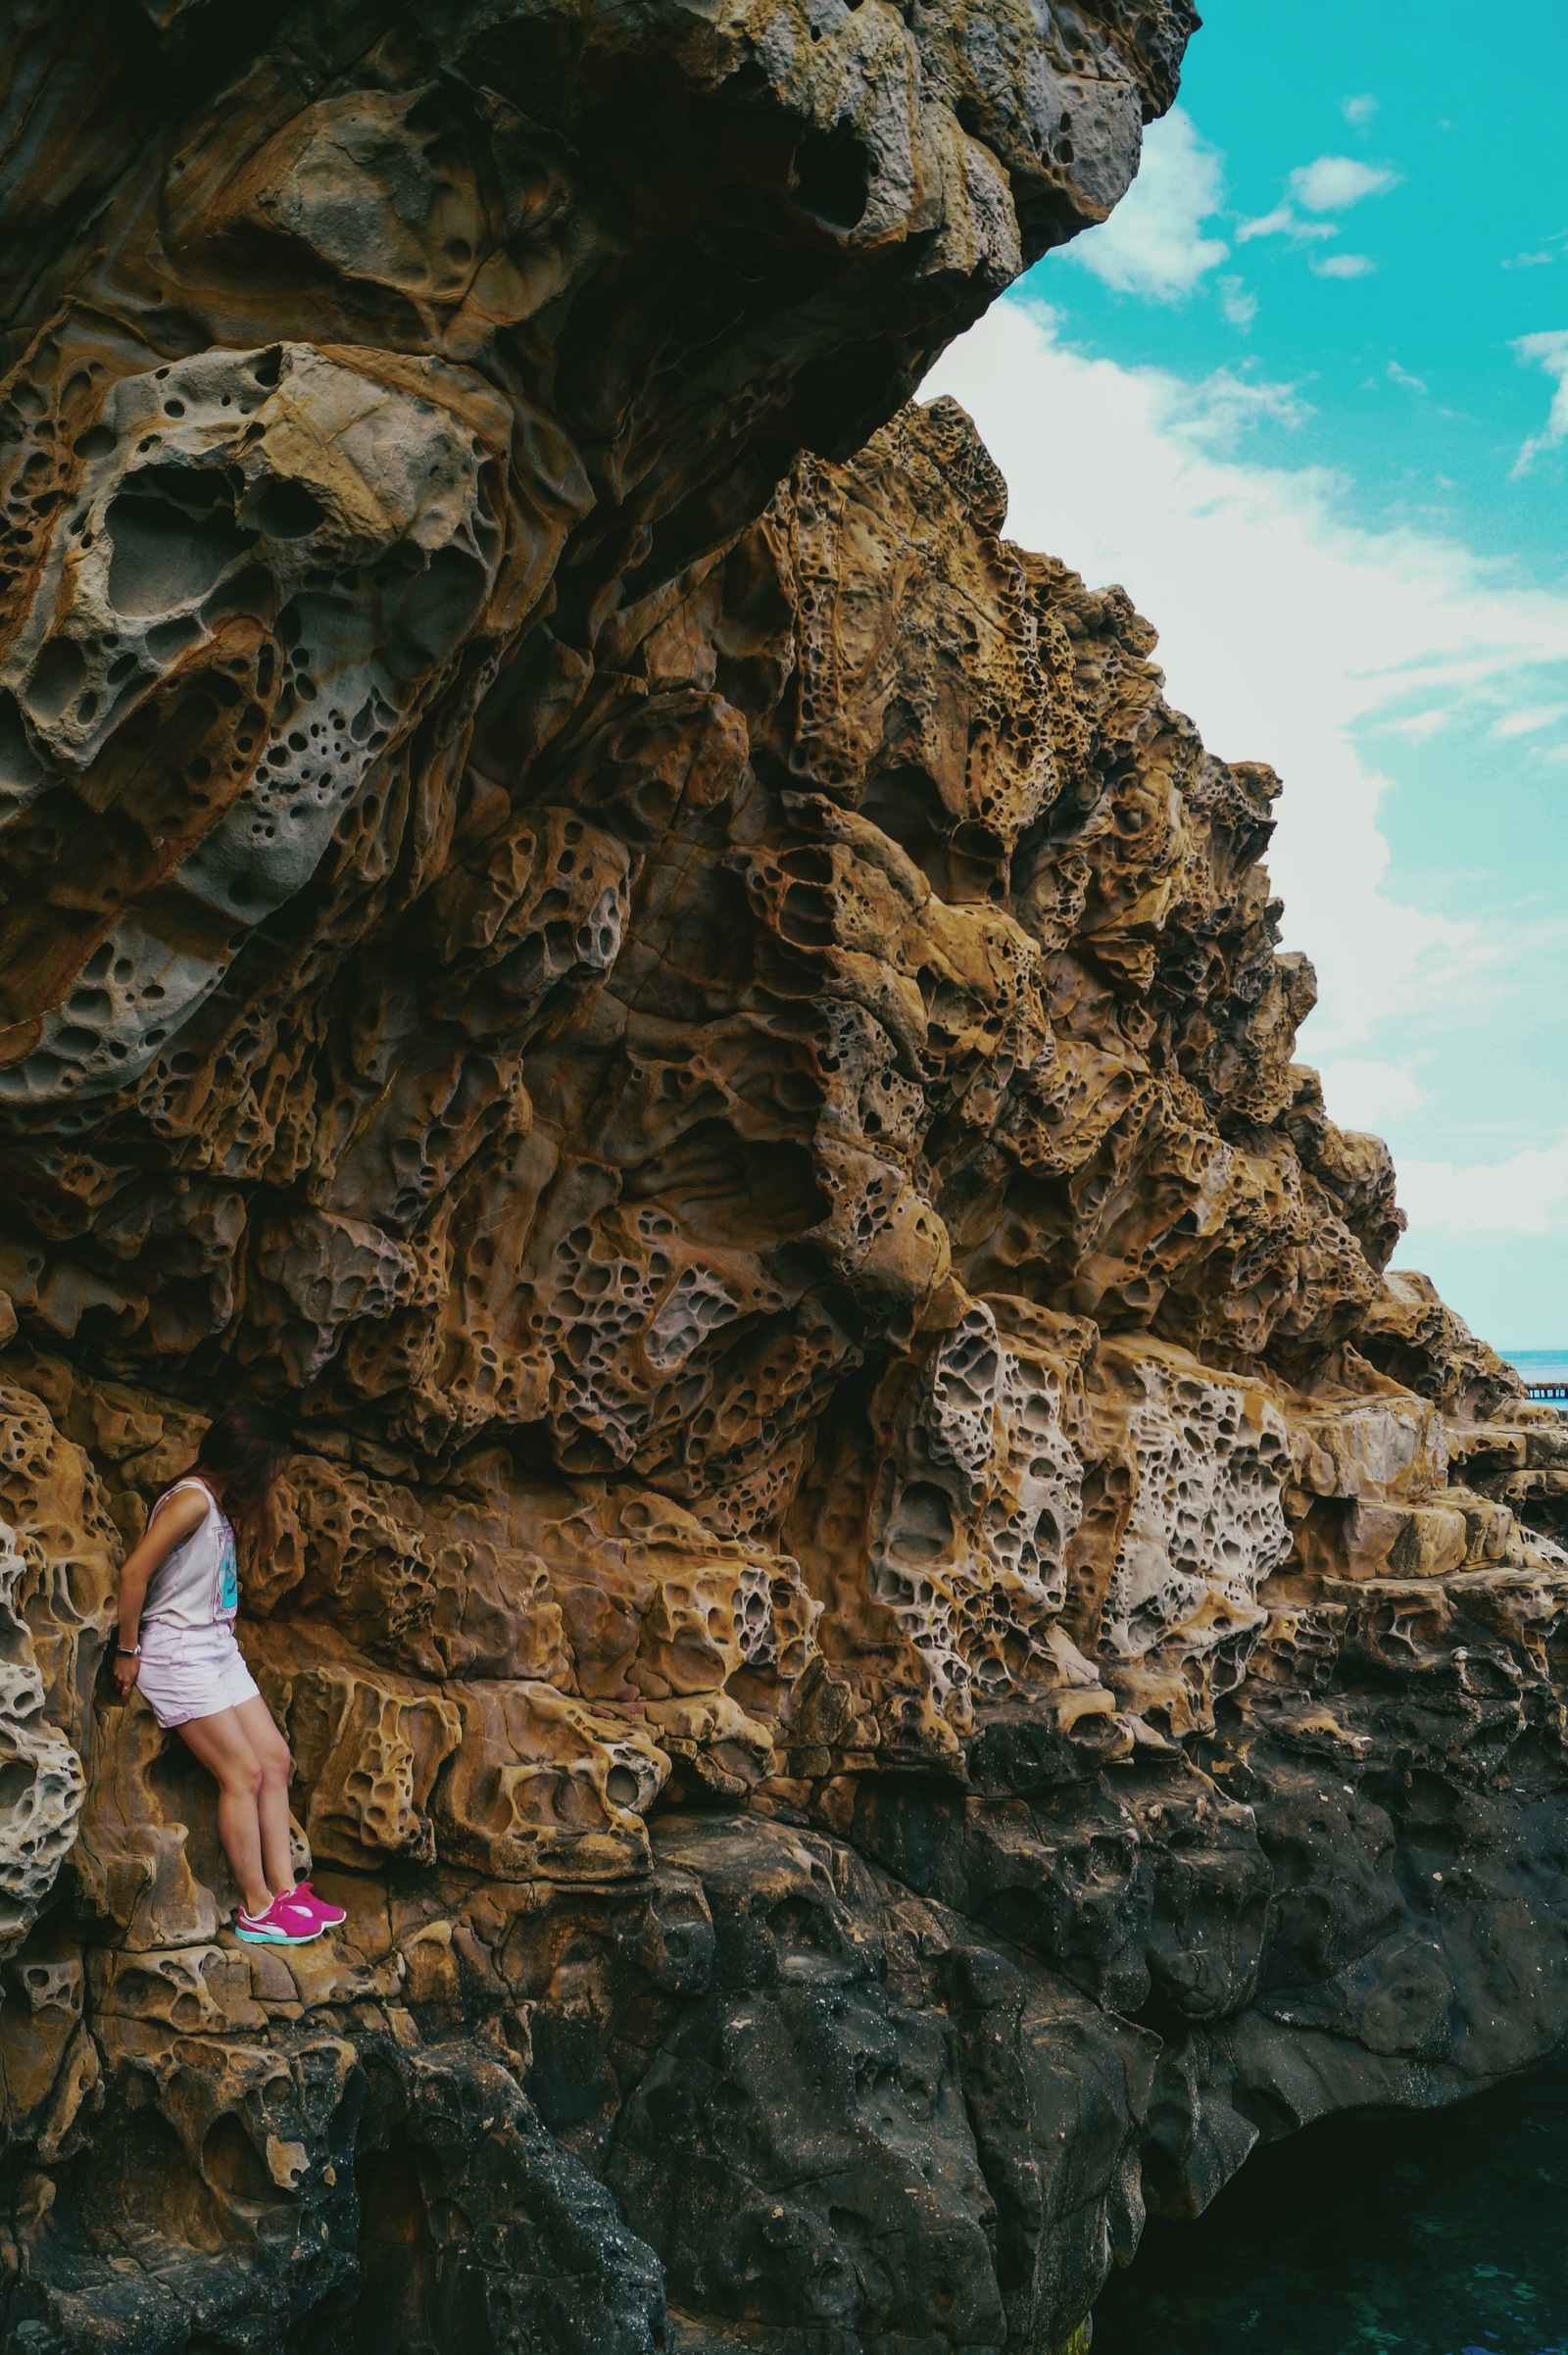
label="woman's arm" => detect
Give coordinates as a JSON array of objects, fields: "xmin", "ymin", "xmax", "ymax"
[{"xmin": 110, "ymin": 1489, "xmax": 208, "ymax": 1698}]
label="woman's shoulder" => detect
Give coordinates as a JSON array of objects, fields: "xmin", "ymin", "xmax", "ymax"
[{"xmin": 150, "ymin": 1479, "xmax": 216, "ymax": 1536}]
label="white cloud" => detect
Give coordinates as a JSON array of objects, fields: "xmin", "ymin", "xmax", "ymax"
[
  {"xmin": 1396, "ymin": 1136, "xmax": 1568, "ymax": 1235},
  {"xmin": 1066, "ymin": 109, "xmax": 1229, "ymax": 301},
  {"xmin": 1317, "ymin": 1057, "xmax": 1423, "ymax": 1131},
  {"xmin": 1492, "ymin": 702, "xmax": 1568, "ymax": 738},
  {"xmin": 1236, "ymin": 204, "xmax": 1337, "ymax": 247},
  {"xmin": 922, "ymin": 300, "xmax": 1568, "ymax": 1055},
  {"xmin": 1239, "ymin": 154, "xmax": 1399, "ymax": 253},
  {"xmin": 1290, "ymin": 155, "xmax": 1400, "ymax": 212},
  {"xmin": 1312, "ymin": 254, "xmax": 1377, "ymax": 280},
  {"xmin": 1219, "ymin": 276, "xmax": 1257, "ymax": 329},
  {"xmin": 1342, "ymin": 95, "xmax": 1380, "ymax": 129},
  {"xmin": 1376, "ymin": 708, "xmax": 1452, "ymax": 742},
  {"xmin": 1513, "ymin": 330, "xmax": 1568, "ymax": 472},
  {"xmin": 1172, "ymin": 368, "xmax": 1313, "ymax": 444},
  {"xmin": 1504, "ymin": 230, "xmax": 1568, "ymax": 271},
  {"xmin": 1388, "ymin": 359, "xmax": 1428, "ymax": 394}
]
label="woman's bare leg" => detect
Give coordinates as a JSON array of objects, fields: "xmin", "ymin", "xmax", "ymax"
[
  {"xmin": 175, "ymin": 1708, "xmax": 270, "ymax": 1917},
  {"xmin": 234, "ymin": 1693, "xmax": 296, "ymax": 1897}
]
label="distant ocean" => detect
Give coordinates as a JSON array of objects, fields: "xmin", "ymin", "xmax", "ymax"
[{"xmin": 1504, "ymin": 1350, "xmax": 1568, "ymax": 1389}]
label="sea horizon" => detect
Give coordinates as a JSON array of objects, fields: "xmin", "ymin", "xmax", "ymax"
[{"xmin": 1504, "ymin": 1350, "xmax": 1568, "ymax": 1393}]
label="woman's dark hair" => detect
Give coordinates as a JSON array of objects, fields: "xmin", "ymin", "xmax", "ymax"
[{"xmin": 193, "ymin": 1400, "xmax": 291, "ymax": 1529}]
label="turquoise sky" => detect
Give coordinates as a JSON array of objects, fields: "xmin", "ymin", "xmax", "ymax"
[
  {"xmin": 1071, "ymin": 0, "xmax": 1568, "ymax": 574},
  {"xmin": 931, "ymin": 0, "xmax": 1568, "ymax": 1351}
]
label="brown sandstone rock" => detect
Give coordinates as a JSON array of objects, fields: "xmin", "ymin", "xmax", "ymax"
[{"xmin": 1, "ymin": 2, "xmax": 1566, "ymax": 2351}]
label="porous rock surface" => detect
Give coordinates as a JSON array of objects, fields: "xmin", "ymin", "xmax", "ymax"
[{"xmin": 1, "ymin": 4, "xmax": 1567, "ymax": 2350}]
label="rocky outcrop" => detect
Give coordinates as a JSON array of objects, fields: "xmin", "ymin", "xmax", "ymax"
[{"xmin": 2, "ymin": 4, "xmax": 1567, "ymax": 2351}]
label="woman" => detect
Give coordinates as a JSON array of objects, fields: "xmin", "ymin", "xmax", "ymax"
[{"xmin": 110, "ymin": 1400, "xmax": 345, "ymax": 1946}]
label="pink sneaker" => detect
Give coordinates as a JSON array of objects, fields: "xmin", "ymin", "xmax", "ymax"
[
  {"xmin": 287, "ymin": 1880, "xmax": 346, "ymax": 1928},
  {"xmin": 234, "ymin": 1892, "xmax": 323, "ymax": 1945}
]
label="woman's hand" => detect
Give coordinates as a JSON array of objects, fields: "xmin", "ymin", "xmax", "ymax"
[{"xmin": 110, "ymin": 1488, "xmax": 205, "ymax": 1708}]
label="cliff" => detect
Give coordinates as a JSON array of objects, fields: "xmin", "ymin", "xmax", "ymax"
[{"xmin": 1, "ymin": 4, "xmax": 1567, "ymax": 2351}]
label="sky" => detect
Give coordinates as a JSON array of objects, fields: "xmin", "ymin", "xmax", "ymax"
[{"xmin": 925, "ymin": 0, "xmax": 1568, "ymax": 1351}]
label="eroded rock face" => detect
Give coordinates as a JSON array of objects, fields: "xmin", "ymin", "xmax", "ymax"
[{"xmin": 3, "ymin": 5, "xmax": 1567, "ymax": 2352}]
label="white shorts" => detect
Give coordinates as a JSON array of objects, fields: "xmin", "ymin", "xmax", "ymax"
[{"xmin": 136, "ymin": 1620, "xmax": 261, "ymax": 1729}]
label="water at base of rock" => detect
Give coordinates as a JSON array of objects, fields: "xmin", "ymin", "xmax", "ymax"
[{"xmin": 1094, "ymin": 2057, "xmax": 1568, "ymax": 2355}]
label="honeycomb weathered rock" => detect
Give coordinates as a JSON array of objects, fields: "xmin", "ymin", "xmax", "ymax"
[{"xmin": 3, "ymin": 4, "xmax": 1567, "ymax": 2352}]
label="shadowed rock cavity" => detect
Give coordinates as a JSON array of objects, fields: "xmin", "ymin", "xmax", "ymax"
[{"xmin": 2, "ymin": 3, "xmax": 1567, "ymax": 2352}]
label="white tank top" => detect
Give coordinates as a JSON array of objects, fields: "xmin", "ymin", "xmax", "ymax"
[{"xmin": 142, "ymin": 1478, "xmax": 240, "ymax": 1629}]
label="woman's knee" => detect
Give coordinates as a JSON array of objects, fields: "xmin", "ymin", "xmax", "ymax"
[
  {"xmin": 260, "ymin": 1738, "xmax": 292, "ymax": 1790},
  {"xmin": 219, "ymin": 1750, "xmax": 265, "ymax": 1801}
]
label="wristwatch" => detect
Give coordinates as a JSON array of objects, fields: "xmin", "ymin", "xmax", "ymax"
[{"xmin": 117, "ymin": 1643, "xmax": 141, "ymax": 1657}]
